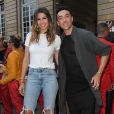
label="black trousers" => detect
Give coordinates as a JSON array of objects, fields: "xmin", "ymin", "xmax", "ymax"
[
  {"xmin": 106, "ymin": 90, "xmax": 114, "ymax": 114},
  {"xmin": 66, "ymin": 89, "xmax": 96, "ymax": 114}
]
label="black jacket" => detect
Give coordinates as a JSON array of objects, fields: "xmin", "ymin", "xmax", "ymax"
[{"xmin": 58, "ymin": 26, "xmax": 111, "ymax": 114}]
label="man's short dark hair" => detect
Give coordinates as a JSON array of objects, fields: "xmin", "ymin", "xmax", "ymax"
[
  {"xmin": 56, "ymin": 6, "xmax": 73, "ymax": 17},
  {"xmin": 97, "ymin": 23, "xmax": 109, "ymax": 34}
]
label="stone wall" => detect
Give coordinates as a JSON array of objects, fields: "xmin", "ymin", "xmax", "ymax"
[
  {"xmin": 4, "ymin": 0, "xmax": 17, "ymax": 37},
  {"xmin": 4, "ymin": 0, "xmax": 53, "ymax": 38},
  {"xmin": 98, "ymin": 0, "xmax": 114, "ymax": 23}
]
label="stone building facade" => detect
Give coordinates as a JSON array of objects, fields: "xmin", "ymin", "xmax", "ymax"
[
  {"xmin": 0, "ymin": 0, "xmax": 114, "ymax": 40},
  {"xmin": 98, "ymin": 0, "xmax": 114, "ymax": 23},
  {"xmin": 0, "ymin": 0, "xmax": 53, "ymax": 40}
]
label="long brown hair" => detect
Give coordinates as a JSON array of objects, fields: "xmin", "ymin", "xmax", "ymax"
[{"xmin": 30, "ymin": 7, "xmax": 55, "ymax": 45}]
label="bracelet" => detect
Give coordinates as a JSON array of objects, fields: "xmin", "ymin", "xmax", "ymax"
[
  {"xmin": 97, "ymin": 71, "xmax": 102, "ymax": 76},
  {"xmin": 19, "ymin": 79, "xmax": 25, "ymax": 85},
  {"xmin": 20, "ymin": 78, "xmax": 25, "ymax": 80}
]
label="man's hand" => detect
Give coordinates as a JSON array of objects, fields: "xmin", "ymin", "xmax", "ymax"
[{"xmin": 91, "ymin": 73, "xmax": 101, "ymax": 90}]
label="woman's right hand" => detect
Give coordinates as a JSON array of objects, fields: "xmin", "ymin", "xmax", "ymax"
[{"xmin": 19, "ymin": 83, "xmax": 25, "ymax": 96}]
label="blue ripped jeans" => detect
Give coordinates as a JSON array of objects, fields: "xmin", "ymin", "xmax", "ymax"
[{"xmin": 22, "ymin": 68, "xmax": 58, "ymax": 114}]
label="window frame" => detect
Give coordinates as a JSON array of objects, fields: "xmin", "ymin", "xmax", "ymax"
[
  {"xmin": 21, "ymin": 0, "xmax": 37, "ymax": 41},
  {"xmin": 0, "ymin": 1, "xmax": 5, "ymax": 37}
]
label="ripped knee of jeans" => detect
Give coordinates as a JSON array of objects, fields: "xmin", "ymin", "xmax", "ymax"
[
  {"xmin": 20, "ymin": 106, "xmax": 34, "ymax": 114},
  {"xmin": 42, "ymin": 107, "xmax": 54, "ymax": 114}
]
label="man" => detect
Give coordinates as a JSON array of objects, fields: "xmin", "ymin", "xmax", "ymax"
[
  {"xmin": 56, "ymin": 6, "xmax": 111, "ymax": 114},
  {"xmin": 97, "ymin": 23, "xmax": 114, "ymax": 114}
]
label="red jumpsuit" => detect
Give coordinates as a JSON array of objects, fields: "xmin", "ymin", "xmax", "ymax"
[
  {"xmin": 96, "ymin": 38, "xmax": 114, "ymax": 114},
  {"xmin": 0, "ymin": 48, "xmax": 13, "ymax": 114}
]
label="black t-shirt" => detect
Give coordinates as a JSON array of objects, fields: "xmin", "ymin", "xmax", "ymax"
[{"xmin": 61, "ymin": 35, "xmax": 89, "ymax": 93}]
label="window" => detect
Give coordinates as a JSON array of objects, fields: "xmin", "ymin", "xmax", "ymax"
[
  {"xmin": 22, "ymin": 0, "xmax": 36, "ymax": 4},
  {"xmin": 22, "ymin": 0, "xmax": 37, "ymax": 40},
  {"xmin": 0, "ymin": 1, "xmax": 5, "ymax": 37}
]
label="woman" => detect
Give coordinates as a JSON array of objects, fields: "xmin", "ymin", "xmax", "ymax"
[
  {"xmin": 19, "ymin": 7, "xmax": 61, "ymax": 114},
  {"xmin": 0, "ymin": 36, "xmax": 13, "ymax": 114},
  {"xmin": 0, "ymin": 35, "xmax": 24, "ymax": 114}
]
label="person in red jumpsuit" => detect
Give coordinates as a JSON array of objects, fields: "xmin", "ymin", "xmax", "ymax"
[
  {"xmin": 97, "ymin": 23, "xmax": 114, "ymax": 114},
  {"xmin": 0, "ymin": 35, "xmax": 13, "ymax": 114}
]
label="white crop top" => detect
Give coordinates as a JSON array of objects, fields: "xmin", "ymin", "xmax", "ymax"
[{"xmin": 25, "ymin": 32, "xmax": 61, "ymax": 69}]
